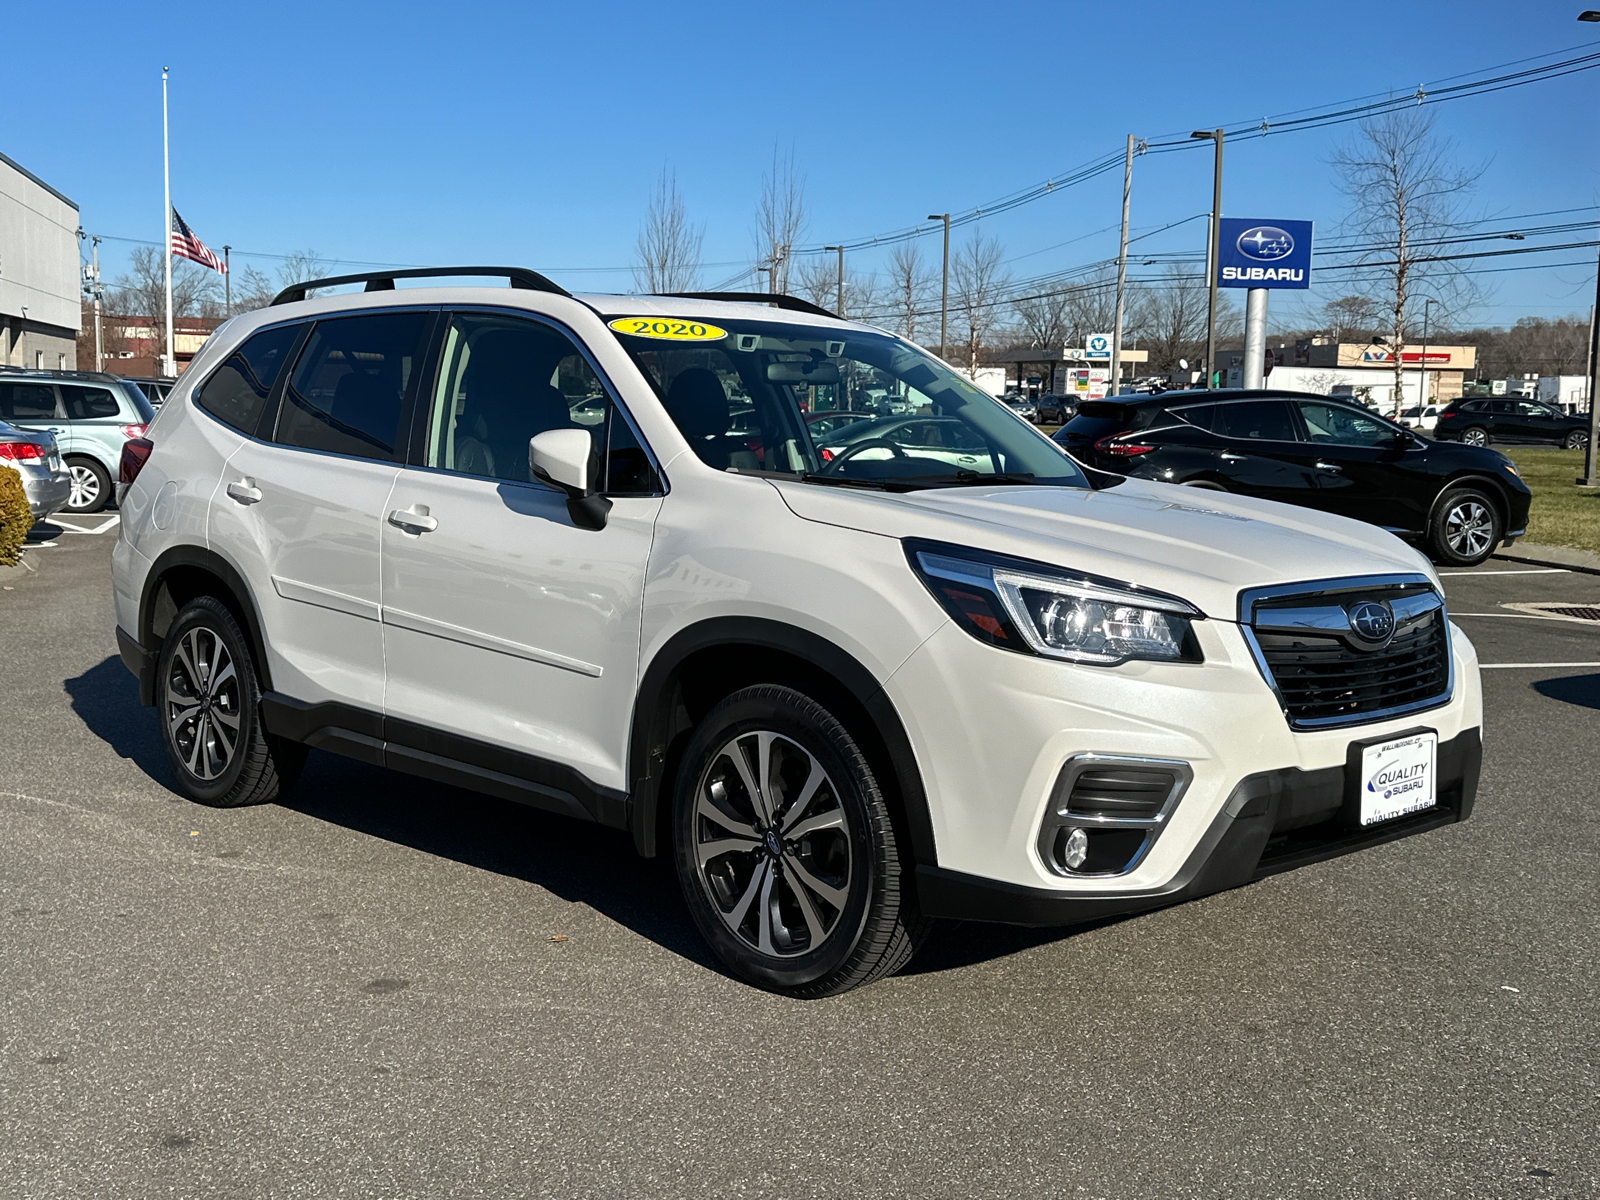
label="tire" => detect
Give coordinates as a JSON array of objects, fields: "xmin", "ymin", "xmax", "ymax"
[
  {"xmin": 1459, "ymin": 426, "xmax": 1490, "ymax": 448},
  {"xmin": 1565, "ymin": 429, "xmax": 1588, "ymax": 451},
  {"xmin": 64, "ymin": 456, "xmax": 111, "ymax": 514},
  {"xmin": 672, "ymin": 685, "xmax": 929, "ymax": 997},
  {"xmin": 157, "ymin": 596, "xmax": 305, "ymax": 807},
  {"xmin": 1428, "ymin": 487, "xmax": 1501, "ymax": 567}
]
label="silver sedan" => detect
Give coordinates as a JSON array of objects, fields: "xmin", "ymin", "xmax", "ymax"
[{"xmin": 0, "ymin": 420, "xmax": 72, "ymax": 521}]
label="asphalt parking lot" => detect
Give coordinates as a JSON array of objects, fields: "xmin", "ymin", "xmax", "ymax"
[{"xmin": 3, "ymin": 521, "xmax": 1597, "ymax": 1199}]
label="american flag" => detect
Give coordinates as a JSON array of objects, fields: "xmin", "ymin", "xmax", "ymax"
[{"xmin": 170, "ymin": 208, "xmax": 227, "ymax": 274}]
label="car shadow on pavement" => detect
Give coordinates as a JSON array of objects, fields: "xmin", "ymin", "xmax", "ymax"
[
  {"xmin": 904, "ymin": 914, "xmax": 1128, "ymax": 976},
  {"xmin": 1532, "ymin": 672, "xmax": 1600, "ymax": 710},
  {"xmin": 65, "ymin": 655, "xmax": 172, "ymax": 785}
]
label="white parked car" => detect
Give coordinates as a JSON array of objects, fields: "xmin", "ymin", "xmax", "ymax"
[
  {"xmin": 1396, "ymin": 404, "xmax": 1443, "ymax": 431},
  {"xmin": 111, "ymin": 269, "xmax": 1483, "ymax": 996}
]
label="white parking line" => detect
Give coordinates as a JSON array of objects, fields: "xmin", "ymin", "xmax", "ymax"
[
  {"xmin": 1450, "ymin": 612, "xmax": 1574, "ymax": 620},
  {"xmin": 50, "ymin": 515, "xmax": 120, "ymax": 535},
  {"xmin": 1481, "ymin": 662, "xmax": 1600, "ymax": 669},
  {"xmin": 1440, "ymin": 568, "xmax": 1569, "ymax": 576}
]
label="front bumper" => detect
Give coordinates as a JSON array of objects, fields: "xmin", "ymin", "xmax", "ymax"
[{"xmin": 918, "ymin": 727, "xmax": 1480, "ymax": 924}]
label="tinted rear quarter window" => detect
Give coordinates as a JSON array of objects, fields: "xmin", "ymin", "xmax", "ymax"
[
  {"xmin": 196, "ymin": 324, "xmax": 303, "ymax": 434},
  {"xmin": 275, "ymin": 312, "xmax": 428, "ymax": 461},
  {"xmin": 0, "ymin": 382, "xmax": 59, "ymax": 420},
  {"xmin": 60, "ymin": 385, "xmax": 123, "ymax": 420}
]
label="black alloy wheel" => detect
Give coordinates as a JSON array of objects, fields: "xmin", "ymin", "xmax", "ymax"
[
  {"xmin": 1459, "ymin": 426, "xmax": 1490, "ymax": 448},
  {"xmin": 65, "ymin": 457, "xmax": 112, "ymax": 514},
  {"xmin": 1565, "ymin": 429, "xmax": 1589, "ymax": 451},
  {"xmin": 672, "ymin": 685, "xmax": 928, "ymax": 997},
  {"xmin": 1428, "ymin": 487, "xmax": 1502, "ymax": 567},
  {"xmin": 158, "ymin": 596, "xmax": 305, "ymax": 807}
]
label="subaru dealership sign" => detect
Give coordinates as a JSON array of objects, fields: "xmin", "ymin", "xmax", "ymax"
[{"xmin": 1216, "ymin": 218, "xmax": 1313, "ymax": 289}]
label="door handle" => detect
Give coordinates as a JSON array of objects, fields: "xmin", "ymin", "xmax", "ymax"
[
  {"xmin": 1219, "ymin": 452, "xmax": 1247, "ymax": 461},
  {"xmin": 226, "ymin": 478, "xmax": 262, "ymax": 504},
  {"xmin": 388, "ymin": 504, "xmax": 438, "ymax": 534},
  {"xmin": 1314, "ymin": 461, "xmax": 1343, "ymax": 473}
]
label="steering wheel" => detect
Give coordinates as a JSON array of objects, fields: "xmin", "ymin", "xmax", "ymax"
[{"xmin": 822, "ymin": 438, "xmax": 906, "ymax": 473}]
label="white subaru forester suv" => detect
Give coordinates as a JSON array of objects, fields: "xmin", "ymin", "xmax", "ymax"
[{"xmin": 111, "ymin": 268, "xmax": 1482, "ymax": 996}]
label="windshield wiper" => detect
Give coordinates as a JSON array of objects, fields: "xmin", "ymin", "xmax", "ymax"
[
  {"xmin": 798, "ymin": 472, "xmax": 923, "ymax": 492},
  {"xmin": 903, "ymin": 470, "xmax": 1041, "ymax": 487}
]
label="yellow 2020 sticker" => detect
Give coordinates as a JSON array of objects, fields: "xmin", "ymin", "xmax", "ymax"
[{"xmin": 608, "ymin": 317, "xmax": 727, "ymax": 342}]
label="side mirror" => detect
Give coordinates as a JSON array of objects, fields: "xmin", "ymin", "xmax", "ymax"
[{"xmin": 529, "ymin": 428, "xmax": 610, "ymax": 531}]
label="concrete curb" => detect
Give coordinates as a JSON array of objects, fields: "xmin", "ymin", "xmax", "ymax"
[{"xmin": 1493, "ymin": 541, "xmax": 1600, "ymax": 576}]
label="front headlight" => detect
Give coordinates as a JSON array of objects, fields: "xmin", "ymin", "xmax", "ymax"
[{"xmin": 907, "ymin": 540, "xmax": 1204, "ymax": 666}]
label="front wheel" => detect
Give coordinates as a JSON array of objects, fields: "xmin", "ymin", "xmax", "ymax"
[
  {"xmin": 1565, "ymin": 429, "xmax": 1589, "ymax": 451},
  {"xmin": 1429, "ymin": 488, "xmax": 1501, "ymax": 567},
  {"xmin": 1459, "ymin": 426, "xmax": 1490, "ymax": 448},
  {"xmin": 158, "ymin": 596, "xmax": 305, "ymax": 806},
  {"xmin": 673, "ymin": 685, "xmax": 927, "ymax": 997}
]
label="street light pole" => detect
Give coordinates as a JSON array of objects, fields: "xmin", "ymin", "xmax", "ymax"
[
  {"xmin": 824, "ymin": 245, "xmax": 844, "ymax": 317},
  {"xmin": 1110, "ymin": 135, "xmax": 1138, "ymax": 396},
  {"xmin": 1583, "ymin": 236, "xmax": 1600, "ymax": 486},
  {"xmin": 929, "ymin": 213, "xmax": 950, "ymax": 358},
  {"xmin": 1192, "ymin": 129, "xmax": 1224, "ymax": 388}
]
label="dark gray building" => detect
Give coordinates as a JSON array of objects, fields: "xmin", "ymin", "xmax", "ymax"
[{"xmin": 1, "ymin": 149, "xmax": 81, "ymax": 370}]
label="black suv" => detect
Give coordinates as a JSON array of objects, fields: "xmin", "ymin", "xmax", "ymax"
[
  {"xmin": 1433, "ymin": 396, "xmax": 1589, "ymax": 449},
  {"xmin": 1054, "ymin": 389, "xmax": 1531, "ymax": 566}
]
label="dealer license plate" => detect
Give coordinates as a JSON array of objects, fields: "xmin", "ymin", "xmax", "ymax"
[{"xmin": 1358, "ymin": 732, "xmax": 1437, "ymax": 826}]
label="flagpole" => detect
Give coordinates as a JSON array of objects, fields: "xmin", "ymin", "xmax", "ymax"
[{"xmin": 162, "ymin": 65, "xmax": 174, "ymax": 378}]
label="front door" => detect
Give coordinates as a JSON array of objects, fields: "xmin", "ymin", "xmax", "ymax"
[
  {"xmin": 380, "ymin": 309, "xmax": 663, "ymax": 801},
  {"xmin": 209, "ymin": 309, "xmax": 431, "ymax": 714},
  {"xmin": 1208, "ymin": 399, "xmax": 1323, "ymax": 505},
  {"xmin": 1294, "ymin": 400, "xmax": 1432, "ymax": 532}
]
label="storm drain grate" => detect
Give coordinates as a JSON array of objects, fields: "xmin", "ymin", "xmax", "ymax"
[{"xmin": 1504, "ymin": 602, "xmax": 1600, "ymax": 624}]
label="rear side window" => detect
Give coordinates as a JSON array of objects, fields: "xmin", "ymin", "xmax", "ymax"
[
  {"xmin": 60, "ymin": 385, "xmax": 122, "ymax": 420},
  {"xmin": 1216, "ymin": 400, "xmax": 1298, "ymax": 441},
  {"xmin": 275, "ymin": 312, "xmax": 428, "ymax": 461},
  {"xmin": 1168, "ymin": 403, "xmax": 1216, "ymax": 430},
  {"xmin": 196, "ymin": 324, "xmax": 303, "ymax": 434},
  {"xmin": 0, "ymin": 382, "xmax": 58, "ymax": 420}
]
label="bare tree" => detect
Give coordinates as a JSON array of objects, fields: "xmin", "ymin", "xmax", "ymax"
[
  {"xmin": 753, "ymin": 146, "xmax": 806, "ymax": 294},
  {"xmin": 276, "ymin": 250, "xmax": 332, "ymax": 297},
  {"xmin": 885, "ymin": 243, "xmax": 931, "ymax": 343},
  {"xmin": 231, "ymin": 264, "xmax": 279, "ymax": 312},
  {"xmin": 108, "ymin": 245, "xmax": 220, "ymax": 351},
  {"xmin": 1129, "ymin": 272, "xmax": 1211, "ymax": 373},
  {"xmin": 1320, "ymin": 294, "xmax": 1383, "ymax": 343},
  {"xmin": 1012, "ymin": 289, "xmax": 1070, "ymax": 348},
  {"xmin": 950, "ymin": 233, "xmax": 1010, "ymax": 376},
  {"xmin": 1063, "ymin": 268, "xmax": 1119, "ymax": 348},
  {"xmin": 633, "ymin": 167, "xmax": 703, "ymax": 293},
  {"xmin": 793, "ymin": 256, "xmax": 840, "ymax": 312},
  {"xmin": 1331, "ymin": 108, "xmax": 1481, "ymax": 410}
]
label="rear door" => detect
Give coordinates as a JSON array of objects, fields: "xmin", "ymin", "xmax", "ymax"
[
  {"xmin": 1208, "ymin": 399, "xmax": 1324, "ymax": 504},
  {"xmin": 58, "ymin": 382, "xmax": 131, "ymax": 477}
]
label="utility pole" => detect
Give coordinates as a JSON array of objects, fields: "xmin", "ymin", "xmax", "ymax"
[
  {"xmin": 824, "ymin": 245, "xmax": 844, "ymax": 317},
  {"xmin": 88, "ymin": 236, "xmax": 104, "ymax": 372},
  {"xmin": 161, "ymin": 66, "xmax": 175, "ymax": 378},
  {"xmin": 1110, "ymin": 135, "xmax": 1138, "ymax": 396},
  {"xmin": 223, "ymin": 245, "xmax": 231, "ymax": 315},
  {"xmin": 1192, "ymin": 128, "xmax": 1224, "ymax": 388},
  {"xmin": 929, "ymin": 213, "xmax": 950, "ymax": 358},
  {"xmin": 1582, "ymin": 236, "xmax": 1600, "ymax": 486}
]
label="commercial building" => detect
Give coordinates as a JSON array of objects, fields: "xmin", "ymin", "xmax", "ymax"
[
  {"xmin": 986, "ymin": 345, "xmax": 1150, "ymax": 400},
  {"xmin": 1226, "ymin": 338, "xmax": 1477, "ymax": 409},
  {"xmin": 1, "ymin": 150, "xmax": 80, "ymax": 370}
]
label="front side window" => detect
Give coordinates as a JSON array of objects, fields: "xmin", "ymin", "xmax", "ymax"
[
  {"xmin": 610, "ymin": 315, "xmax": 1086, "ymax": 490},
  {"xmin": 1216, "ymin": 400, "xmax": 1297, "ymax": 442},
  {"xmin": 196, "ymin": 323, "xmax": 302, "ymax": 434},
  {"xmin": 0, "ymin": 382, "xmax": 58, "ymax": 420},
  {"xmin": 425, "ymin": 312, "xmax": 659, "ymax": 494},
  {"xmin": 1297, "ymin": 402, "xmax": 1398, "ymax": 447},
  {"xmin": 275, "ymin": 312, "xmax": 427, "ymax": 461},
  {"xmin": 60, "ymin": 385, "xmax": 123, "ymax": 420}
]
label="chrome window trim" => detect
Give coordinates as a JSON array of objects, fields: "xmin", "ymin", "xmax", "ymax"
[
  {"xmin": 1237, "ymin": 572, "xmax": 1454, "ymax": 731},
  {"xmin": 1035, "ymin": 752, "xmax": 1193, "ymax": 879}
]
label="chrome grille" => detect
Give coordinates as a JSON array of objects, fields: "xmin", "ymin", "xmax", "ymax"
[{"xmin": 1240, "ymin": 575, "xmax": 1453, "ymax": 729}]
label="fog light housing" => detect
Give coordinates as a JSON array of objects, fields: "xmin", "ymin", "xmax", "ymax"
[
  {"xmin": 1038, "ymin": 754, "xmax": 1193, "ymax": 878},
  {"xmin": 1062, "ymin": 828, "xmax": 1089, "ymax": 870}
]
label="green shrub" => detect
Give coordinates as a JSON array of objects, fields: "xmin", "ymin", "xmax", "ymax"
[{"xmin": 0, "ymin": 465, "xmax": 32, "ymax": 566}]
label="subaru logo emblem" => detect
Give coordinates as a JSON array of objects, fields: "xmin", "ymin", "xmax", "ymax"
[
  {"xmin": 1347, "ymin": 600, "xmax": 1395, "ymax": 648},
  {"xmin": 1236, "ymin": 225, "xmax": 1295, "ymax": 262}
]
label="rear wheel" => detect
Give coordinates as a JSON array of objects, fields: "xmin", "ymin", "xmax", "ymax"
[
  {"xmin": 1429, "ymin": 487, "xmax": 1501, "ymax": 567},
  {"xmin": 673, "ymin": 685, "xmax": 927, "ymax": 997},
  {"xmin": 1565, "ymin": 429, "xmax": 1588, "ymax": 451},
  {"xmin": 1459, "ymin": 426, "xmax": 1489, "ymax": 448},
  {"xmin": 65, "ymin": 457, "xmax": 111, "ymax": 514},
  {"xmin": 158, "ymin": 596, "xmax": 305, "ymax": 807}
]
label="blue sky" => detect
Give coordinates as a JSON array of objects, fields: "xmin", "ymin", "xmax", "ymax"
[{"xmin": 6, "ymin": 0, "xmax": 1597, "ymax": 330}]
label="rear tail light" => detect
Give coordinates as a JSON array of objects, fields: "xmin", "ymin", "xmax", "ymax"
[
  {"xmin": 1094, "ymin": 435, "xmax": 1155, "ymax": 457},
  {"xmin": 121, "ymin": 423, "xmax": 148, "ymax": 439},
  {"xmin": 119, "ymin": 438, "xmax": 155, "ymax": 485},
  {"xmin": 0, "ymin": 441, "xmax": 46, "ymax": 462}
]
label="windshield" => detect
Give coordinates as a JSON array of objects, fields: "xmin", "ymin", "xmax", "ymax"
[{"xmin": 609, "ymin": 315, "xmax": 1087, "ymax": 490}]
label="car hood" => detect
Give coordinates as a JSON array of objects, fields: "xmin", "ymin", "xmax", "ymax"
[{"xmin": 771, "ymin": 477, "xmax": 1437, "ymax": 620}]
